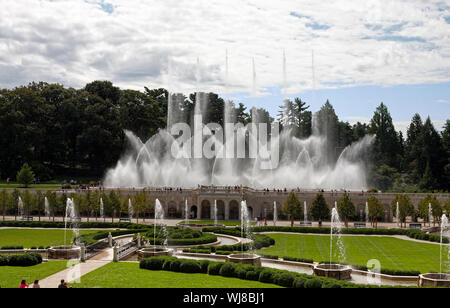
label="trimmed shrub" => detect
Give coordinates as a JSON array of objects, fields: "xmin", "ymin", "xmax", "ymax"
[
  {"xmin": 219, "ymin": 263, "xmax": 237, "ymax": 278},
  {"xmin": 293, "ymin": 277, "xmax": 308, "ymax": 288},
  {"xmin": 199, "ymin": 260, "xmax": 210, "ymax": 273},
  {"xmin": 304, "ymin": 278, "xmax": 323, "ymax": 289},
  {"xmin": 274, "ymin": 273, "xmax": 296, "ymax": 288},
  {"xmin": 140, "ymin": 257, "xmax": 165, "ymax": 270},
  {"xmin": 322, "ymin": 281, "xmax": 342, "ymax": 288},
  {"xmin": 180, "ymin": 260, "xmax": 202, "ymax": 273},
  {"xmin": 259, "ymin": 270, "xmax": 275, "ymax": 283},
  {"xmin": 171, "ymin": 260, "xmax": 182, "ymax": 272},
  {"xmin": 6, "ymin": 253, "xmax": 42, "ymax": 267},
  {"xmin": 0, "ymin": 255, "xmax": 9, "ymax": 266},
  {"xmin": 246, "ymin": 271, "xmax": 260, "ymax": 281},
  {"xmin": 207, "ymin": 262, "xmax": 224, "ymax": 275},
  {"xmin": 162, "ymin": 259, "xmax": 173, "ymax": 271},
  {"xmin": 283, "ymin": 256, "xmax": 314, "ymax": 264}
]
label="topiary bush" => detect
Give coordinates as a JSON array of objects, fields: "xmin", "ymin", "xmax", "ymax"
[
  {"xmin": 246, "ymin": 271, "xmax": 260, "ymax": 281},
  {"xmin": 274, "ymin": 273, "xmax": 296, "ymax": 288},
  {"xmin": 219, "ymin": 263, "xmax": 237, "ymax": 278},
  {"xmin": 304, "ymin": 278, "xmax": 323, "ymax": 288},
  {"xmin": 171, "ymin": 260, "xmax": 182, "ymax": 272},
  {"xmin": 207, "ymin": 262, "xmax": 224, "ymax": 275},
  {"xmin": 259, "ymin": 270, "xmax": 275, "ymax": 283},
  {"xmin": 4, "ymin": 253, "xmax": 42, "ymax": 267},
  {"xmin": 199, "ymin": 260, "xmax": 210, "ymax": 273},
  {"xmin": 180, "ymin": 260, "xmax": 202, "ymax": 273},
  {"xmin": 140, "ymin": 257, "xmax": 165, "ymax": 270},
  {"xmin": 293, "ymin": 277, "xmax": 308, "ymax": 288}
]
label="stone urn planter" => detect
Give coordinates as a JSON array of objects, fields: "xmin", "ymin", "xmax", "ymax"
[
  {"xmin": 226, "ymin": 253, "xmax": 262, "ymax": 267},
  {"xmin": 419, "ymin": 273, "xmax": 450, "ymax": 287},
  {"xmin": 313, "ymin": 264, "xmax": 352, "ymax": 280}
]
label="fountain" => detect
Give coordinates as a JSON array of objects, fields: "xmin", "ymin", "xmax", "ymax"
[
  {"xmin": 18, "ymin": 196, "xmax": 24, "ymax": 218},
  {"xmin": 44, "ymin": 197, "xmax": 50, "ymax": 219},
  {"xmin": 49, "ymin": 198, "xmax": 81, "ymax": 260},
  {"xmin": 429, "ymin": 203, "xmax": 432, "ymax": 227},
  {"xmin": 396, "ymin": 202, "xmax": 400, "ymax": 228},
  {"xmin": 313, "ymin": 204, "xmax": 352, "ymax": 280},
  {"xmin": 100, "ymin": 198, "xmax": 104, "ymax": 221},
  {"xmin": 273, "ymin": 201, "xmax": 277, "ymax": 226},
  {"xmin": 185, "ymin": 199, "xmax": 189, "ymax": 223},
  {"xmin": 227, "ymin": 200, "xmax": 261, "ymax": 266},
  {"xmin": 419, "ymin": 214, "xmax": 450, "ymax": 287},
  {"xmin": 138, "ymin": 199, "xmax": 172, "ymax": 259},
  {"xmin": 103, "ymin": 58, "xmax": 374, "ymax": 190},
  {"xmin": 214, "ymin": 200, "xmax": 218, "ymax": 226},
  {"xmin": 128, "ymin": 198, "xmax": 134, "ymax": 220},
  {"xmin": 365, "ymin": 202, "xmax": 369, "ymax": 225}
]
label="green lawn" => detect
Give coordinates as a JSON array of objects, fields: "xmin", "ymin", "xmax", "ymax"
[
  {"xmin": 0, "ymin": 261, "xmax": 67, "ymax": 288},
  {"xmin": 0, "ymin": 229, "xmax": 111, "ymax": 248},
  {"xmin": 255, "ymin": 233, "xmax": 442, "ymax": 273},
  {"xmin": 71, "ymin": 262, "xmax": 281, "ymax": 288}
]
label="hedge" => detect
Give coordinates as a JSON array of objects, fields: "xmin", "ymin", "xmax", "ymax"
[
  {"xmin": 0, "ymin": 252, "xmax": 42, "ymax": 267},
  {"xmin": 139, "ymin": 256, "xmax": 415, "ymax": 288}
]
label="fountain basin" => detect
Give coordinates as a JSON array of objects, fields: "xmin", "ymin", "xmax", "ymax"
[
  {"xmin": 313, "ymin": 264, "xmax": 352, "ymax": 280},
  {"xmin": 226, "ymin": 254, "xmax": 261, "ymax": 267},
  {"xmin": 419, "ymin": 273, "xmax": 450, "ymax": 287},
  {"xmin": 48, "ymin": 246, "xmax": 81, "ymax": 260},
  {"xmin": 137, "ymin": 248, "xmax": 173, "ymax": 260}
]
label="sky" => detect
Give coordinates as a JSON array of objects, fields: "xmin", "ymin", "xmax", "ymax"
[{"xmin": 0, "ymin": 0, "xmax": 449, "ymax": 133}]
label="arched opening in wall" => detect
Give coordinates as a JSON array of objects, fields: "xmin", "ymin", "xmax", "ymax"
[
  {"xmin": 216, "ymin": 200, "xmax": 225, "ymax": 220},
  {"xmin": 229, "ymin": 200, "xmax": 239, "ymax": 220},
  {"xmin": 262, "ymin": 202, "xmax": 272, "ymax": 219},
  {"xmin": 384, "ymin": 204, "xmax": 391, "ymax": 222},
  {"xmin": 201, "ymin": 200, "xmax": 211, "ymax": 219},
  {"xmin": 190, "ymin": 206, "xmax": 197, "ymax": 219},
  {"xmin": 168, "ymin": 201, "xmax": 178, "ymax": 218}
]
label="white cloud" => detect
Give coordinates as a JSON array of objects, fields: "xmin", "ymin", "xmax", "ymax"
[{"xmin": 0, "ymin": 0, "xmax": 449, "ymax": 94}]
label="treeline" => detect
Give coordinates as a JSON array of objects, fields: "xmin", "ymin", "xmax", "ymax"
[{"xmin": 0, "ymin": 81, "xmax": 448, "ymax": 192}]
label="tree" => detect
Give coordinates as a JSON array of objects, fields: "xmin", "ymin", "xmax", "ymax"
[
  {"xmin": 369, "ymin": 103, "xmax": 401, "ymax": 169},
  {"xmin": 391, "ymin": 195, "xmax": 414, "ymax": 228},
  {"xmin": 0, "ymin": 190, "xmax": 11, "ymax": 221},
  {"xmin": 283, "ymin": 192, "xmax": 302, "ymax": 227},
  {"xmin": 310, "ymin": 194, "xmax": 330, "ymax": 222},
  {"xmin": 108, "ymin": 190, "xmax": 121, "ymax": 223},
  {"xmin": 337, "ymin": 194, "xmax": 356, "ymax": 228},
  {"xmin": 367, "ymin": 196, "xmax": 385, "ymax": 229},
  {"xmin": 35, "ymin": 191, "xmax": 45, "ymax": 222},
  {"xmin": 45, "ymin": 191, "xmax": 58, "ymax": 221},
  {"xmin": 443, "ymin": 199, "xmax": 450, "ymax": 216},
  {"xmin": 21, "ymin": 190, "xmax": 34, "ymax": 217},
  {"xmin": 16, "ymin": 163, "xmax": 35, "ymax": 188},
  {"xmin": 314, "ymin": 101, "xmax": 340, "ymax": 164},
  {"xmin": 418, "ymin": 195, "xmax": 441, "ymax": 226}
]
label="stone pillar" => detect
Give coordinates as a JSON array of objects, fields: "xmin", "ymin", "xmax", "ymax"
[
  {"xmin": 225, "ymin": 202, "xmax": 230, "ymax": 220},
  {"xmin": 113, "ymin": 245, "xmax": 118, "ymax": 262},
  {"xmin": 137, "ymin": 233, "xmax": 141, "ymax": 247},
  {"xmin": 108, "ymin": 232, "xmax": 113, "ymax": 248}
]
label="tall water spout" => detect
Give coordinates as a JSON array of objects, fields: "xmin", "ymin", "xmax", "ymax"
[
  {"xmin": 18, "ymin": 197, "xmax": 24, "ymax": 217},
  {"xmin": 185, "ymin": 199, "xmax": 189, "ymax": 223},
  {"xmin": 44, "ymin": 197, "xmax": 50, "ymax": 218},
  {"xmin": 365, "ymin": 202, "xmax": 369, "ymax": 225},
  {"xmin": 241, "ymin": 201, "xmax": 251, "ymax": 253},
  {"xmin": 64, "ymin": 198, "xmax": 79, "ymax": 247},
  {"xmin": 304, "ymin": 201, "xmax": 308, "ymax": 225},
  {"xmin": 429, "ymin": 204, "xmax": 433, "ymax": 227},
  {"xmin": 154, "ymin": 199, "xmax": 168, "ymax": 251},
  {"xmin": 273, "ymin": 201, "xmax": 277, "ymax": 226},
  {"xmin": 214, "ymin": 200, "xmax": 218, "ymax": 226},
  {"xmin": 440, "ymin": 214, "xmax": 449, "ymax": 276},
  {"xmin": 396, "ymin": 202, "xmax": 400, "ymax": 228},
  {"xmin": 330, "ymin": 203, "xmax": 345, "ymax": 264},
  {"xmin": 128, "ymin": 198, "xmax": 134, "ymax": 220},
  {"xmin": 100, "ymin": 198, "xmax": 104, "ymax": 220}
]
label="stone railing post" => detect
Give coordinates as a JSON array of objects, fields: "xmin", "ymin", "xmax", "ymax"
[
  {"xmin": 113, "ymin": 245, "xmax": 118, "ymax": 262},
  {"xmin": 108, "ymin": 232, "xmax": 113, "ymax": 248},
  {"xmin": 80, "ymin": 244, "xmax": 86, "ymax": 262}
]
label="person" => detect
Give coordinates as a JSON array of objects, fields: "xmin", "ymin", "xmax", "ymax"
[
  {"xmin": 58, "ymin": 279, "xmax": 67, "ymax": 288},
  {"xmin": 19, "ymin": 280, "xmax": 29, "ymax": 288},
  {"xmin": 264, "ymin": 218, "xmax": 267, "ymax": 226},
  {"xmin": 6, "ymin": 178, "xmax": 9, "ymax": 185},
  {"xmin": 32, "ymin": 280, "xmax": 40, "ymax": 288},
  {"xmin": 64, "ymin": 282, "xmax": 72, "ymax": 289}
]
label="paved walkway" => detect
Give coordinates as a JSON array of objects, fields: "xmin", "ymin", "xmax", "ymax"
[{"xmin": 39, "ymin": 248, "xmax": 114, "ymax": 288}]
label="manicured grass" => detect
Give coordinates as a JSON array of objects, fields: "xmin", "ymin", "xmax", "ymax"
[
  {"xmin": 179, "ymin": 220, "xmax": 256, "ymax": 226},
  {"xmin": 0, "ymin": 229, "xmax": 111, "ymax": 248},
  {"xmin": 0, "ymin": 261, "xmax": 68, "ymax": 288},
  {"xmin": 255, "ymin": 233, "xmax": 442, "ymax": 273},
  {"xmin": 71, "ymin": 262, "xmax": 282, "ymax": 288}
]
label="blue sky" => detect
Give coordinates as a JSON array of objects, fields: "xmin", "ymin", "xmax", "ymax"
[
  {"xmin": 0, "ymin": 0, "xmax": 449, "ymax": 134},
  {"xmin": 224, "ymin": 82, "xmax": 450, "ymax": 133}
]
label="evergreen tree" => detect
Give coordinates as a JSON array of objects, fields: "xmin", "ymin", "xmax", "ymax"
[
  {"xmin": 282, "ymin": 192, "xmax": 302, "ymax": 227},
  {"xmin": 16, "ymin": 163, "xmax": 35, "ymax": 188},
  {"xmin": 311, "ymin": 194, "xmax": 330, "ymax": 221},
  {"xmin": 337, "ymin": 194, "xmax": 356, "ymax": 227},
  {"xmin": 391, "ymin": 195, "xmax": 414, "ymax": 228},
  {"xmin": 367, "ymin": 196, "xmax": 385, "ymax": 228}
]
